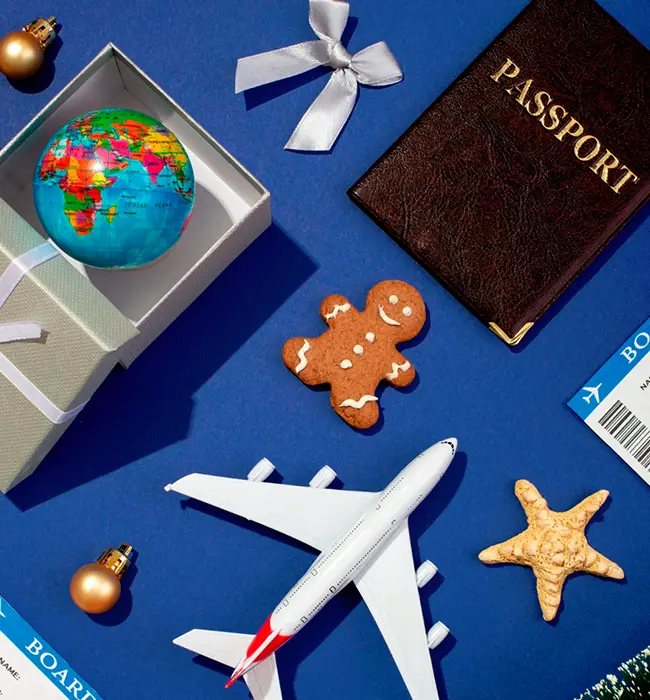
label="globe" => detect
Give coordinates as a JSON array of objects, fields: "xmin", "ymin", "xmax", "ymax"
[{"xmin": 33, "ymin": 108, "xmax": 195, "ymax": 269}]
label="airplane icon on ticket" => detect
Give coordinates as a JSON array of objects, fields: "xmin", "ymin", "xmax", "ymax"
[{"xmin": 582, "ymin": 384, "xmax": 602, "ymax": 405}]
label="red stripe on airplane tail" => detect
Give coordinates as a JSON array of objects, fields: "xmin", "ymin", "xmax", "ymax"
[
  {"xmin": 247, "ymin": 615, "xmax": 293, "ymax": 662},
  {"xmin": 226, "ymin": 616, "xmax": 294, "ymax": 689}
]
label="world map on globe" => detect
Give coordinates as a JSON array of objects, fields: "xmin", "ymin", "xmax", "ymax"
[{"xmin": 33, "ymin": 108, "xmax": 195, "ymax": 268}]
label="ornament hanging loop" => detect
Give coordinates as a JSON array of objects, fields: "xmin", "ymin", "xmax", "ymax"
[{"xmin": 24, "ymin": 17, "xmax": 58, "ymax": 50}]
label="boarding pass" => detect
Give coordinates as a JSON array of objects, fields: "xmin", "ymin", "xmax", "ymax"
[
  {"xmin": 0, "ymin": 596, "xmax": 102, "ymax": 699},
  {"xmin": 569, "ymin": 316, "xmax": 650, "ymax": 486}
]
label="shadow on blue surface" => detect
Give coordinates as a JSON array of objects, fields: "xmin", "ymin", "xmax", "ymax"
[
  {"xmin": 242, "ymin": 17, "xmax": 359, "ymax": 111},
  {"xmin": 479, "ymin": 490, "xmax": 628, "ymax": 627},
  {"xmin": 406, "ymin": 450, "xmax": 467, "ymax": 700},
  {"xmin": 512, "ymin": 204, "xmax": 650, "ymax": 352},
  {"xmin": 297, "ymin": 302, "xmax": 431, "ymax": 436},
  {"xmin": 88, "ymin": 550, "xmax": 139, "ymax": 627},
  {"xmin": 181, "ymin": 495, "xmax": 318, "ymax": 558},
  {"xmin": 269, "ymin": 586, "xmax": 365, "ymax": 700},
  {"xmin": 7, "ymin": 29, "xmax": 63, "ymax": 94},
  {"xmin": 176, "ymin": 449, "xmax": 466, "ymax": 700},
  {"xmin": 241, "ymin": 17, "xmax": 371, "ymax": 154},
  {"xmin": 7, "ymin": 223, "xmax": 318, "ymax": 511}
]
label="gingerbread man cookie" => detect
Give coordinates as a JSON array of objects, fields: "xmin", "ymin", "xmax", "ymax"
[{"xmin": 282, "ymin": 280, "xmax": 426, "ymax": 429}]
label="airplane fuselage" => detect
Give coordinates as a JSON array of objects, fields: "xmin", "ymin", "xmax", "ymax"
[{"xmin": 229, "ymin": 440, "xmax": 456, "ymax": 684}]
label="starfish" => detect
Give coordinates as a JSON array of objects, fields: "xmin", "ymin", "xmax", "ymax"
[{"xmin": 478, "ymin": 480, "xmax": 624, "ymax": 621}]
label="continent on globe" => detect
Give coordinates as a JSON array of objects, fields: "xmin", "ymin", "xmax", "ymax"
[{"xmin": 33, "ymin": 109, "xmax": 195, "ymax": 269}]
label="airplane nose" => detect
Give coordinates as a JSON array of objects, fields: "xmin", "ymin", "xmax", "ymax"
[{"xmin": 442, "ymin": 437, "xmax": 457, "ymax": 454}]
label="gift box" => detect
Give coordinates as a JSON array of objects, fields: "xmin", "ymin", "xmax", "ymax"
[
  {"xmin": 0, "ymin": 44, "xmax": 271, "ymax": 491},
  {"xmin": 0, "ymin": 43, "xmax": 271, "ymax": 367},
  {"xmin": 0, "ymin": 199, "xmax": 138, "ymax": 493}
]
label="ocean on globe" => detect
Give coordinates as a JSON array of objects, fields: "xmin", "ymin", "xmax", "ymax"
[{"xmin": 33, "ymin": 108, "xmax": 195, "ymax": 269}]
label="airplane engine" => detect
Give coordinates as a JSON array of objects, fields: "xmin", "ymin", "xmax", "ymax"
[
  {"xmin": 309, "ymin": 466, "xmax": 337, "ymax": 489},
  {"xmin": 247, "ymin": 458, "xmax": 276, "ymax": 482},
  {"xmin": 416, "ymin": 560, "xmax": 438, "ymax": 588},
  {"xmin": 427, "ymin": 622, "xmax": 450, "ymax": 650}
]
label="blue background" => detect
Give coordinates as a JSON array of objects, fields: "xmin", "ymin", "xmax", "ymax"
[{"xmin": 1, "ymin": 1, "xmax": 649, "ymax": 699}]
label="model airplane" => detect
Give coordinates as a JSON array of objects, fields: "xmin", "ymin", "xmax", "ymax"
[
  {"xmin": 165, "ymin": 438, "xmax": 457, "ymax": 700},
  {"xmin": 583, "ymin": 383, "xmax": 603, "ymax": 405}
]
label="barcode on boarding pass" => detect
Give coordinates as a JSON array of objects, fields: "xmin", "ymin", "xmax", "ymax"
[{"xmin": 598, "ymin": 400, "xmax": 650, "ymax": 470}]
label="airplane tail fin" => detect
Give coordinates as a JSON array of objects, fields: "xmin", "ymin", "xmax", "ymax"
[{"xmin": 174, "ymin": 630, "xmax": 283, "ymax": 700}]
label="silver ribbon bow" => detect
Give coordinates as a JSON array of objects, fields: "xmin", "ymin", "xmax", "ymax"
[{"xmin": 235, "ymin": 0, "xmax": 404, "ymax": 151}]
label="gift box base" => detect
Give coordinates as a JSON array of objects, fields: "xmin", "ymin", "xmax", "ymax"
[{"xmin": 0, "ymin": 44, "xmax": 271, "ymax": 367}]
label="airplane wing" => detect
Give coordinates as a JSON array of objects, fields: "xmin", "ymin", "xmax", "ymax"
[
  {"xmin": 175, "ymin": 630, "xmax": 282, "ymax": 700},
  {"xmin": 166, "ymin": 474, "xmax": 378, "ymax": 552},
  {"xmin": 354, "ymin": 521, "xmax": 439, "ymax": 700}
]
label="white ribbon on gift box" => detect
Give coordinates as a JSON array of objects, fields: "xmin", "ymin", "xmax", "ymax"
[
  {"xmin": 0, "ymin": 242, "xmax": 88, "ymax": 424},
  {"xmin": 235, "ymin": 0, "xmax": 404, "ymax": 151}
]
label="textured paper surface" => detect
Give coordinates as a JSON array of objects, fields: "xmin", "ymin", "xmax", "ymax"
[
  {"xmin": 0, "ymin": 596, "xmax": 103, "ymax": 699},
  {"xmin": 569, "ymin": 315, "xmax": 650, "ymax": 487},
  {"xmin": 349, "ymin": 0, "xmax": 650, "ymax": 342},
  {"xmin": 0, "ymin": 199, "xmax": 137, "ymax": 492}
]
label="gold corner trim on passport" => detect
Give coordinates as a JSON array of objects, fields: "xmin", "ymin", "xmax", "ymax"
[{"xmin": 489, "ymin": 321, "xmax": 534, "ymax": 346}]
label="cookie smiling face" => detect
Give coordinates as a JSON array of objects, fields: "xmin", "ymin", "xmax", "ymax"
[
  {"xmin": 282, "ymin": 280, "xmax": 427, "ymax": 429},
  {"xmin": 366, "ymin": 280, "xmax": 426, "ymax": 342}
]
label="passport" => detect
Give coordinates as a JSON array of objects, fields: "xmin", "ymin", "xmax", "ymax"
[{"xmin": 349, "ymin": 0, "xmax": 650, "ymax": 346}]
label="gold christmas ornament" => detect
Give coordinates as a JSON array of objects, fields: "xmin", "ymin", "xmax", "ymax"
[
  {"xmin": 478, "ymin": 480, "xmax": 624, "ymax": 622},
  {"xmin": 70, "ymin": 544, "xmax": 133, "ymax": 615},
  {"xmin": 0, "ymin": 17, "xmax": 58, "ymax": 81}
]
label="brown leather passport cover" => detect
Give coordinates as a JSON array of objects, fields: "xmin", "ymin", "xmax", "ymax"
[{"xmin": 349, "ymin": 0, "xmax": 650, "ymax": 345}]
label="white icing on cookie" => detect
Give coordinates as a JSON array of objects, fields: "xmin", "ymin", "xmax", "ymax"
[
  {"xmin": 379, "ymin": 305, "xmax": 401, "ymax": 326},
  {"xmin": 353, "ymin": 345, "xmax": 364, "ymax": 355},
  {"xmin": 340, "ymin": 359, "xmax": 352, "ymax": 369},
  {"xmin": 340, "ymin": 395, "xmax": 378, "ymax": 409},
  {"xmin": 389, "ymin": 295, "xmax": 398, "ymax": 305},
  {"xmin": 325, "ymin": 303, "xmax": 351, "ymax": 320},
  {"xmin": 295, "ymin": 340, "xmax": 311, "ymax": 373},
  {"xmin": 402, "ymin": 306, "xmax": 413, "ymax": 317},
  {"xmin": 386, "ymin": 361, "xmax": 411, "ymax": 380},
  {"xmin": 365, "ymin": 332, "xmax": 375, "ymax": 342}
]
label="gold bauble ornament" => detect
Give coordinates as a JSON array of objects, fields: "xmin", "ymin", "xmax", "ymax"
[
  {"xmin": 0, "ymin": 17, "xmax": 57, "ymax": 81},
  {"xmin": 70, "ymin": 544, "xmax": 133, "ymax": 615}
]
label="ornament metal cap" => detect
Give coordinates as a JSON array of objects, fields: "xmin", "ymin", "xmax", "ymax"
[
  {"xmin": 24, "ymin": 17, "xmax": 58, "ymax": 50},
  {"xmin": 96, "ymin": 543, "xmax": 133, "ymax": 580}
]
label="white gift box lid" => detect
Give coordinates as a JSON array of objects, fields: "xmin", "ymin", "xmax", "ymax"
[{"xmin": 0, "ymin": 43, "xmax": 272, "ymax": 366}]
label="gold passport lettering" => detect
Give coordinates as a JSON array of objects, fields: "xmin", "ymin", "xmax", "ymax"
[{"xmin": 491, "ymin": 58, "xmax": 640, "ymax": 195}]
